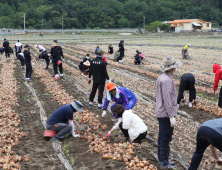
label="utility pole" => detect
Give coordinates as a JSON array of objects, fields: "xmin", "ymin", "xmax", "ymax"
[
  {"xmin": 143, "ymin": 16, "xmax": 145, "ymax": 34},
  {"xmin": 41, "ymin": 19, "xmax": 43, "ymax": 34},
  {"xmin": 24, "ymin": 13, "xmax": 25, "ymax": 31},
  {"xmin": 62, "ymin": 17, "xmax": 63, "ymax": 33}
]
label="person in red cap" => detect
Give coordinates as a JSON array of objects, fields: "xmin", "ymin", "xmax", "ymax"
[
  {"xmin": 102, "ymin": 83, "xmax": 137, "ymax": 118},
  {"xmin": 213, "ymin": 63, "xmax": 222, "ymax": 107}
]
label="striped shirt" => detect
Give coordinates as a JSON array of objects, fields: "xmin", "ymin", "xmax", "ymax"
[{"xmin": 155, "ymin": 72, "xmax": 177, "ymax": 118}]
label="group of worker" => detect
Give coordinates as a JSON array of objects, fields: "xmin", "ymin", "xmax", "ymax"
[{"xmin": 1, "ymin": 38, "xmax": 221, "ymax": 169}]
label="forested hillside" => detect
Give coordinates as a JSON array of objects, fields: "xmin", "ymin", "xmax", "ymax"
[{"xmin": 1, "ymin": 0, "xmax": 222, "ymax": 29}]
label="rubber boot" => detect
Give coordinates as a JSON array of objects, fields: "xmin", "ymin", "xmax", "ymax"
[
  {"xmin": 158, "ymin": 146, "xmax": 174, "ymax": 165},
  {"xmin": 160, "ymin": 148, "xmax": 176, "ymax": 168}
]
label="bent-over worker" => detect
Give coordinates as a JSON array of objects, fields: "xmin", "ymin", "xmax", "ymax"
[
  {"xmin": 213, "ymin": 64, "xmax": 222, "ymax": 108},
  {"xmin": 102, "ymin": 83, "xmax": 137, "ymax": 118},
  {"xmin": 188, "ymin": 118, "xmax": 222, "ymax": 170},
  {"xmin": 177, "ymin": 73, "xmax": 196, "ymax": 108},
  {"xmin": 105, "ymin": 104, "xmax": 147, "ymax": 143},
  {"xmin": 46, "ymin": 101, "xmax": 83, "ymax": 143},
  {"xmin": 182, "ymin": 44, "xmax": 190, "ymax": 59},
  {"xmin": 17, "ymin": 52, "xmax": 25, "ymax": 70}
]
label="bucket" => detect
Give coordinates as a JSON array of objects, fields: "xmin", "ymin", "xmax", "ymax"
[
  {"xmin": 57, "ymin": 60, "xmax": 62, "ymax": 66},
  {"xmin": 44, "ymin": 130, "xmax": 57, "ymax": 137}
]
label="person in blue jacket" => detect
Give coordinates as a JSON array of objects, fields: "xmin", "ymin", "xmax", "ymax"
[
  {"xmin": 95, "ymin": 46, "xmax": 99, "ymax": 54},
  {"xmin": 102, "ymin": 83, "xmax": 137, "ymax": 118}
]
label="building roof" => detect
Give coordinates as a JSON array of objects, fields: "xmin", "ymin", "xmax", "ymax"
[
  {"xmin": 170, "ymin": 24, "xmax": 183, "ymax": 27},
  {"xmin": 167, "ymin": 19, "xmax": 208, "ymax": 24}
]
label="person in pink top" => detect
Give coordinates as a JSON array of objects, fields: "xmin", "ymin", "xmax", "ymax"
[{"xmin": 156, "ymin": 57, "xmax": 182, "ymax": 168}]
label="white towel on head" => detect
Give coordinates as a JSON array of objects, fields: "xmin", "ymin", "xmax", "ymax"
[{"xmin": 107, "ymin": 87, "xmax": 119, "ymax": 101}]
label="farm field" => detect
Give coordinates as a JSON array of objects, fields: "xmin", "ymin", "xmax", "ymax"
[{"xmin": 0, "ymin": 32, "xmax": 222, "ymax": 170}]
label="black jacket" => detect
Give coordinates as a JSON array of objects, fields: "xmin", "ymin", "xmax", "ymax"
[
  {"xmin": 89, "ymin": 57, "xmax": 109, "ymax": 83},
  {"xmin": 108, "ymin": 47, "xmax": 113, "ymax": 53},
  {"xmin": 39, "ymin": 51, "xmax": 50, "ymax": 60},
  {"xmin": 134, "ymin": 52, "xmax": 141, "ymax": 61},
  {"xmin": 119, "ymin": 43, "xmax": 124, "ymax": 53},
  {"xmin": 24, "ymin": 50, "xmax": 31, "ymax": 64},
  {"xmin": 51, "ymin": 47, "xmax": 60, "ymax": 62},
  {"xmin": 51, "ymin": 46, "xmax": 64, "ymax": 60},
  {"xmin": 3, "ymin": 41, "xmax": 9, "ymax": 50}
]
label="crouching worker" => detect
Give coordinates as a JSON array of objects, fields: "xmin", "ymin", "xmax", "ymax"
[
  {"xmin": 79, "ymin": 60, "xmax": 90, "ymax": 75},
  {"xmin": 188, "ymin": 118, "xmax": 222, "ymax": 170},
  {"xmin": 134, "ymin": 50, "xmax": 141, "ymax": 65},
  {"xmin": 105, "ymin": 104, "xmax": 147, "ymax": 143},
  {"xmin": 46, "ymin": 101, "xmax": 83, "ymax": 143},
  {"xmin": 39, "ymin": 51, "xmax": 51, "ymax": 69},
  {"xmin": 114, "ymin": 50, "xmax": 120, "ymax": 61},
  {"xmin": 102, "ymin": 83, "xmax": 137, "ymax": 118},
  {"xmin": 177, "ymin": 73, "xmax": 196, "ymax": 108},
  {"xmin": 17, "ymin": 52, "xmax": 25, "ymax": 70},
  {"xmin": 0, "ymin": 47, "xmax": 4, "ymax": 54}
]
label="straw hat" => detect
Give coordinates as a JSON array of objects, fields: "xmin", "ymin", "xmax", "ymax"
[
  {"xmin": 83, "ymin": 60, "xmax": 90, "ymax": 66},
  {"xmin": 52, "ymin": 42, "xmax": 58, "ymax": 47},
  {"xmin": 161, "ymin": 57, "xmax": 182, "ymax": 72}
]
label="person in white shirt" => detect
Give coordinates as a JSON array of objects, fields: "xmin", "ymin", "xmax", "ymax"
[
  {"xmin": 35, "ymin": 45, "xmax": 46, "ymax": 53},
  {"xmin": 15, "ymin": 39, "xmax": 22, "ymax": 57},
  {"xmin": 105, "ymin": 104, "xmax": 147, "ymax": 143}
]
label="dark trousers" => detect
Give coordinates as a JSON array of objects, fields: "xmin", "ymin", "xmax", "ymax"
[
  {"xmin": 119, "ymin": 122, "xmax": 147, "ymax": 141},
  {"xmin": 218, "ymin": 87, "xmax": 222, "ymax": 107},
  {"xmin": 5, "ymin": 49, "xmax": 10, "ymax": 58},
  {"xmin": 177, "ymin": 79, "xmax": 196, "ymax": 104},
  {"xmin": 46, "ymin": 123, "xmax": 72, "ymax": 139},
  {"xmin": 25, "ymin": 63, "xmax": 32, "ymax": 78},
  {"xmin": 182, "ymin": 49, "xmax": 187, "ymax": 59},
  {"xmin": 45, "ymin": 58, "xmax": 50, "ymax": 69},
  {"xmin": 158, "ymin": 117, "xmax": 174, "ymax": 149},
  {"xmin": 117, "ymin": 52, "xmax": 124, "ymax": 61},
  {"xmin": 89, "ymin": 82, "xmax": 105, "ymax": 104},
  {"xmin": 53, "ymin": 61, "xmax": 63, "ymax": 75},
  {"xmin": 17, "ymin": 55, "xmax": 25, "ymax": 67},
  {"xmin": 188, "ymin": 126, "xmax": 222, "ymax": 170}
]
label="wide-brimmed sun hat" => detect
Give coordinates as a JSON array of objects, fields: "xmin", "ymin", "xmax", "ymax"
[
  {"xmin": 52, "ymin": 42, "xmax": 58, "ymax": 47},
  {"xmin": 161, "ymin": 57, "xmax": 182, "ymax": 72},
  {"xmin": 83, "ymin": 60, "xmax": 90, "ymax": 66},
  {"xmin": 70, "ymin": 101, "xmax": 83, "ymax": 112}
]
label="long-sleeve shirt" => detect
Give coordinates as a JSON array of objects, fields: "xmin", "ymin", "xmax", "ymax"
[
  {"xmin": 3, "ymin": 41, "xmax": 9, "ymax": 50},
  {"xmin": 213, "ymin": 64, "xmax": 222, "ymax": 91},
  {"xmin": 119, "ymin": 43, "xmax": 125, "ymax": 52},
  {"xmin": 103, "ymin": 87, "xmax": 135, "ymax": 109},
  {"xmin": 15, "ymin": 42, "xmax": 22, "ymax": 52},
  {"xmin": 155, "ymin": 72, "xmax": 177, "ymax": 118},
  {"xmin": 51, "ymin": 46, "xmax": 64, "ymax": 59},
  {"xmin": 183, "ymin": 45, "xmax": 188, "ymax": 50},
  {"xmin": 89, "ymin": 56, "xmax": 109, "ymax": 83},
  {"xmin": 113, "ymin": 110, "xmax": 147, "ymax": 140},
  {"xmin": 23, "ymin": 50, "xmax": 31, "ymax": 64},
  {"xmin": 38, "ymin": 46, "xmax": 46, "ymax": 52}
]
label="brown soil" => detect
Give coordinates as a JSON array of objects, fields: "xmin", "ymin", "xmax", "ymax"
[{"xmin": 13, "ymin": 60, "xmax": 65, "ymax": 170}]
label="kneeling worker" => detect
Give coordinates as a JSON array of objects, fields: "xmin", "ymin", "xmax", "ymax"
[
  {"xmin": 177, "ymin": 73, "xmax": 196, "ymax": 108},
  {"xmin": 105, "ymin": 104, "xmax": 147, "ymax": 143},
  {"xmin": 102, "ymin": 83, "xmax": 137, "ymax": 118},
  {"xmin": 46, "ymin": 101, "xmax": 83, "ymax": 143}
]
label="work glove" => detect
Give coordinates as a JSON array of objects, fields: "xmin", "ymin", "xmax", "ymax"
[
  {"xmin": 102, "ymin": 111, "xmax": 106, "ymax": 117},
  {"xmin": 181, "ymin": 99, "xmax": 185, "ymax": 103},
  {"xmin": 177, "ymin": 104, "xmax": 179, "ymax": 109},
  {"xmin": 192, "ymin": 101, "xmax": 197, "ymax": 106},
  {"xmin": 105, "ymin": 131, "xmax": 111, "ymax": 138},
  {"xmin": 189, "ymin": 102, "xmax": 192, "ymax": 107},
  {"xmin": 216, "ymin": 158, "xmax": 222, "ymax": 165},
  {"xmin": 213, "ymin": 90, "xmax": 216, "ymax": 95},
  {"xmin": 107, "ymin": 80, "xmax": 111, "ymax": 83},
  {"xmin": 88, "ymin": 79, "xmax": 91, "ymax": 85},
  {"xmin": 170, "ymin": 117, "xmax": 176, "ymax": 127},
  {"xmin": 73, "ymin": 134, "xmax": 80, "ymax": 137},
  {"xmin": 47, "ymin": 53, "xmax": 51, "ymax": 56}
]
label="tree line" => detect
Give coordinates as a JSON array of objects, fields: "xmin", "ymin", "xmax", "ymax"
[{"xmin": 0, "ymin": 0, "xmax": 221, "ymax": 29}]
